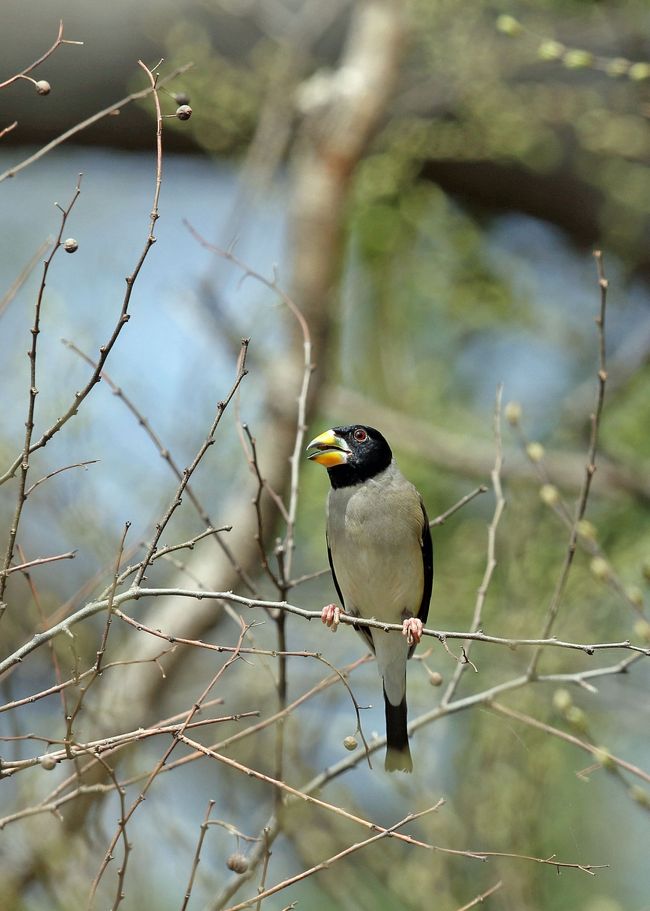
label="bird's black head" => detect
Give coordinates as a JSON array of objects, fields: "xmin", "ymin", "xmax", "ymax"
[{"xmin": 306, "ymin": 424, "xmax": 393, "ymax": 488}]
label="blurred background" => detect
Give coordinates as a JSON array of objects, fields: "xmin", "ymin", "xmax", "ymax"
[{"xmin": 1, "ymin": 1, "xmax": 650, "ymax": 909}]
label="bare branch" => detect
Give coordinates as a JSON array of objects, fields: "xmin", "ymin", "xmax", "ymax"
[
  {"xmin": 24, "ymin": 459, "xmax": 99, "ymax": 497},
  {"xmin": 3, "ymin": 550, "xmax": 76, "ymax": 576},
  {"xmin": 181, "ymin": 800, "xmax": 216, "ymax": 911},
  {"xmin": 0, "ymin": 66, "xmax": 170, "ymax": 489},
  {"xmin": 527, "ymin": 250, "xmax": 609, "ymax": 677},
  {"xmin": 0, "ymin": 20, "xmax": 82, "ymax": 92},
  {"xmin": 0, "ymin": 63, "xmax": 193, "ymax": 183},
  {"xmin": 454, "ymin": 881, "xmax": 503, "ymax": 911},
  {"xmin": 0, "ymin": 713, "xmax": 259, "ymax": 778},
  {"xmin": 0, "ymin": 121, "xmax": 18, "ymax": 140},
  {"xmin": 133, "ymin": 338, "xmax": 249, "ymax": 586},
  {"xmin": 88, "ymin": 624, "xmax": 250, "ymax": 906},
  {"xmin": 442, "ymin": 387, "xmax": 505, "ymax": 704},
  {"xmin": 61, "ymin": 339, "xmax": 256, "ymax": 594},
  {"xmin": 489, "ymin": 701, "xmax": 650, "ymax": 787},
  {"xmin": 0, "ymin": 176, "xmax": 82, "ymax": 616},
  {"xmin": 222, "ymin": 806, "xmax": 443, "ymax": 911},
  {"xmin": 429, "ymin": 485, "xmax": 488, "ymax": 528},
  {"xmin": 3, "ymin": 583, "xmax": 649, "ymax": 678}
]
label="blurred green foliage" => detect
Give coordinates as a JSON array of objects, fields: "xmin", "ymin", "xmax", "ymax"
[{"xmin": 158, "ymin": 0, "xmax": 650, "ymax": 265}]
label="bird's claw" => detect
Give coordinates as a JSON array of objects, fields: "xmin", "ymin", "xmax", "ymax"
[
  {"xmin": 321, "ymin": 603, "xmax": 342, "ymax": 631},
  {"xmin": 402, "ymin": 617, "xmax": 423, "ymax": 647}
]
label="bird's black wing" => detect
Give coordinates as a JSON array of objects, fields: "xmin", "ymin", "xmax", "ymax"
[
  {"xmin": 416, "ymin": 499, "xmax": 434, "ymax": 630},
  {"xmin": 326, "ymin": 531, "xmax": 345, "ymax": 609},
  {"xmin": 326, "ymin": 531, "xmax": 375, "ymax": 653}
]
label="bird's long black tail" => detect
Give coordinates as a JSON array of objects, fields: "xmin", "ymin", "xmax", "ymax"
[{"xmin": 383, "ymin": 687, "xmax": 413, "ymax": 773}]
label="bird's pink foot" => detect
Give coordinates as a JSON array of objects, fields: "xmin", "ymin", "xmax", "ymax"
[
  {"xmin": 321, "ymin": 603, "xmax": 342, "ymax": 631},
  {"xmin": 402, "ymin": 617, "xmax": 423, "ymax": 647}
]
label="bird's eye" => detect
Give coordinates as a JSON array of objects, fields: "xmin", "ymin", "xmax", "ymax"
[{"xmin": 353, "ymin": 428, "xmax": 368, "ymax": 442}]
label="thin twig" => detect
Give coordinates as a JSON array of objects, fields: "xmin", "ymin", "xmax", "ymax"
[
  {"xmin": 454, "ymin": 880, "xmax": 503, "ymax": 911},
  {"xmin": 0, "ymin": 176, "xmax": 82, "ymax": 616},
  {"xmin": 113, "ymin": 607, "xmax": 373, "ymax": 766},
  {"xmin": 0, "ymin": 121, "xmax": 18, "ymax": 140},
  {"xmin": 15, "ymin": 544, "xmax": 69, "ymax": 731},
  {"xmin": 3, "ymin": 583, "xmax": 649, "ymax": 678},
  {"xmin": 0, "ymin": 661, "xmax": 367, "ymax": 830},
  {"xmin": 201, "ymin": 655, "xmax": 621, "ymax": 910},
  {"xmin": 429, "ymin": 485, "xmax": 488, "ymax": 528},
  {"xmin": 24, "ymin": 459, "xmax": 99, "ymax": 497},
  {"xmin": 181, "ymin": 800, "xmax": 216, "ymax": 911},
  {"xmin": 255, "ymin": 828, "xmax": 273, "ymax": 911},
  {"xmin": 0, "ymin": 649, "xmax": 184, "ymax": 715},
  {"xmin": 223, "ymin": 807, "xmax": 441, "ymax": 911},
  {"xmin": 189, "ymin": 733, "xmax": 604, "ymax": 910},
  {"xmin": 182, "ymin": 734, "xmax": 443, "ymax": 852},
  {"xmin": 3, "ymin": 550, "xmax": 76, "ymax": 576},
  {"xmin": 97, "ymin": 524, "xmax": 130, "ymax": 675},
  {"xmin": 297, "ymin": 655, "xmax": 647, "ymax": 811},
  {"xmin": 88, "ymin": 624, "xmax": 249, "ymax": 908},
  {"xmin": 133, "ymin": 339, "xmax": 249, "ymax": 586},
  {"xmin": 442, "ymin": 389, "xmax": 505, "ymax": 705},
  {"xmin": 183, "ymin": 222, "xmax": 313, "ymax": 584},
  {"xmin": 0, "ymin": 712, "xmax": 258, "ymax": 777},
  {"xmin": 241, "ymin": 423, "xmax": 282, "ymax": 587},
  {"xmin": 0, "ymin": 20, "xmax": 82, "ymax": 91},
  {"xmin": 112, "ymin": 527, "xmax": 231, "ymax": 590},
  {"xmin": 489, "ymin": 701, "xmax": 650, "ymax": 786},
  {"xmin": 62, "ymin": 338, "xmax": 256, "ymax": 594},
  {"xmin": 0, "ymin": 63, "xmax": 193, "ymax": 183},
  {"xmin": 528, "ymin": 251, "xmax": 609, "ymax": 678},
  {"xmin": 0, "ymin": 62, "xmax": 169, "ymax": 489},
  {"xmin": 186, "ymin": 220, "xmax": 318, "ymax": 593}
]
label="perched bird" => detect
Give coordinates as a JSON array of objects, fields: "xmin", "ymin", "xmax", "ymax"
[{"xmin": 307, "ymin": 424, "xmax": 433, "ymax": 772}]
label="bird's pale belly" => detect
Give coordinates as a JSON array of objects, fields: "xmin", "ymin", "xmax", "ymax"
[{"xmin": 330, "ymin": 526, "xmax": 424, "ymax": 623}]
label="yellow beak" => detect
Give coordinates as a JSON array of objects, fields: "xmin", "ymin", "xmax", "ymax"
[{"xmin": 306, "ymin": 429, "xmax": 350, "ymax": 467}]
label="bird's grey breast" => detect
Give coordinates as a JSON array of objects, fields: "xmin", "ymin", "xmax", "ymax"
[{"xmin": 326, "ymin": 464, "xmax": 424, "ymax": 622}]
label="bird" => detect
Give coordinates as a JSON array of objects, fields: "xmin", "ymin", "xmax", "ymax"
[{"xmin": 307, "ymin": 424, "xmax": 433, "ymax": 772}]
